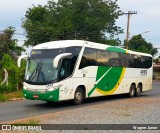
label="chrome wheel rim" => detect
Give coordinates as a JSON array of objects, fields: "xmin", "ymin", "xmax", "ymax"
[
  {"xmin": 131, "ymin": 89, "xmax": 134, "ymax": 96},
  {"xmin": 137, "ymin": 87, "xmax": 141, "ymax": 93},
  {"xmin": 75, "ymin": 92, "xmax": 82, "ymax": 102}
]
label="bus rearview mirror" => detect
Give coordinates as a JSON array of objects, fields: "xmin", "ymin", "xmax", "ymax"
[
  {"xmin": 53, "ymin": 53, "xmax": 72, "ymax": 68},
  {"xmin": 17, "ymin": 54, "xmax": 29, "ymax": 67}
]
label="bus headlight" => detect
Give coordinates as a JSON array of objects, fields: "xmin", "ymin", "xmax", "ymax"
[
  {"xmin": 47, "ymin": 84, "xmax": 63, "ymax": 91},
  {"xmin": 47, "ymin": 88, "xmax": 55, "ymax": 91},
  {"xmin": 23, "ymin": 85, "xmax": 28, "ymax": 90}
]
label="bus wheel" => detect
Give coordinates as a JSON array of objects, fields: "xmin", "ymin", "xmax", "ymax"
[
  {"xmin": 135, "ymin": 84, "xmax": 142, "ymax": 97},
  {"xmin": 129, "ymin": 84, "xmax": 135, "ymax": 98},
  {"xmin": 73, "ymin": 88, "xmax": 84, "ymax": 105}
]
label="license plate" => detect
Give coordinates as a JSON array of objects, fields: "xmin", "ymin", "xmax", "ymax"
[{"xmin": 33, "ymin": 95, "xmax": 39, "ymax": 98}]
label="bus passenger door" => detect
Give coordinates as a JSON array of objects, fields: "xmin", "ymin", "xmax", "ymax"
[{"xmin": 58, "ymin": 58, "xmax": 72, "ymax": 101}]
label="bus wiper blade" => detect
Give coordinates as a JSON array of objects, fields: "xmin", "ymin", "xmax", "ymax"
[
  {"xmin": 40, "ymin": 70, "xmax": 46, "ymax": 82},
  {"xmin": 28, "ymin": 62, "xmax": 41, "ymax": 81},
  {"xmin": 37, "ymin": 63, "xmax": 46, "ymax": 82}
]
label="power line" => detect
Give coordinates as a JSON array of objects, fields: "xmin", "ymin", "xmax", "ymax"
[
  {"xmin": 0, "ymin": 28, "xmax": 112, "ymax": 43},
  {"xmin": 121, "ymin": 8, "xmax": 160, "ymax": 22},
  {"xmin": 0, "ymin": 30, "xmax": 25, "ymax": 36}
]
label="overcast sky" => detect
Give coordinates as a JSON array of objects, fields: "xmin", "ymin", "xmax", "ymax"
[
  {"xmin": 117, "ymin": 0, "xmax": 160, "ymax": 49},
  {"xmin": 0, "ymin": 0, "xmax": 160, "ymax": 55}
]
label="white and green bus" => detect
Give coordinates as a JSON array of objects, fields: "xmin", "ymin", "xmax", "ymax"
[{"xmin": 18, "ymin": 40, "xmax": 152, "ymax": 105}]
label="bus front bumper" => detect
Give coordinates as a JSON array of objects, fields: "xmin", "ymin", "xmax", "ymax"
[{"xmin": 23, "ymin": 89, "xmax": 59, "ymax": 102}]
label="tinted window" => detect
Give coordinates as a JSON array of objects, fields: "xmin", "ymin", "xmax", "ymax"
[
  {"xmin": 141, "ymin": 56, "xmax": 152, "ymax": 68},
  {"xmin": 79, "ymin": 48, "xmax": 97, "ymax": 69},
  {"xmin": 79, "ymin": 47, "xmax": 152, "ymax": 69},
  {"xmin": 147, "ymin": 57, "xmax": 152, "ymax": 68},
  {"xmin": 59, "ymin": 46, "xmax": 81, "ymax": 80},
  {"xmin": 120, "ymin": 53, "xmax": 127, "ymax": 67},
  {"xmin": 97, "ymin": 50, "xmax": 109, "ymax": 66},
  {"xmin": 141, "ymin": 56, "xmax": 146, "ymax": 68},
  {"xmin": 134, "ymin": 55, "xmax": 142, "ymax": 68},
  {"xmin": 127, "ymin": 54, "xmax": 134, "ymax": 68},
  {"xmin": 109, "ymin": 52, "xmax": 121, "ymax": 67}
]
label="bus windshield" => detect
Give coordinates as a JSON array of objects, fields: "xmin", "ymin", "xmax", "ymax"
[
  {"xmin": 25, "ymin": 48, "xmax": 65, "ymax": 84},
  {"xmin": 24, "ymin": 46, "xmax": 81, "ymax": 85}
]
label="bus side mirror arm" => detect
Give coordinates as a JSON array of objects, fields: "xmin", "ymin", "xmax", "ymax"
[
  {"xmin": 53, "ymin": 53, "xmax": 72, "ymax": 68},
  {"xmin": 17, "ymin": 55, "xmax": 29, "ymax": 67}
]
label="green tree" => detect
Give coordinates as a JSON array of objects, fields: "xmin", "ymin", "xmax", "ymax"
[
  {"xmin": 0, "ymin": 54, "xmax": 26, "ymax": 92},
  {"xmin": 154, "ymin": 56, "xmax": 160, "ymax": 64},
  {"xmin": 0, "ymin": 27, "xmax": 26, "ymax": 92},
  {"xmin": 0, "ymin": 54, "xmax": 16, "ymax": 90},
  {"xmin": 127, "ymin": 34, "xmax": 158, "ymax": 56},
  {"xmin": 0, "ymin": 27, "xmax": 25, "ymax": 60},
  {"xmin": 23, "ymin": 0, "xmax": 123, "ymax": 46}
]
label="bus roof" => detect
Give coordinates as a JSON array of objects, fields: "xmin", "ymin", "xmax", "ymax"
[{"xmin": 33, "ymin": 40, "xmax": 152, "ymax": 57}]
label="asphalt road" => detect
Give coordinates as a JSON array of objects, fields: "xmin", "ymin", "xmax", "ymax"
[{"xmin": 0, "ymin": 81, "xmax": 159, "ymax": 123}]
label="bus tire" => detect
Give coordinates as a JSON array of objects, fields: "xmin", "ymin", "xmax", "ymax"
[
  {"xmin": 73, "ymin": 88, "xmax": 84, "ymax": 105},
  {"xmin": 135, "ymin": 84, "xmax": 142, "ymax": 97},
  {"xmin": 129, "ymin": 84, "xmax": 135, "ymax": 98}
]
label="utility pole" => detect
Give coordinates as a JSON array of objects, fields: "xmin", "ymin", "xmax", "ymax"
[{"xmin": 123, "ymin": 11, "xmax": 137, "ymax": 49}]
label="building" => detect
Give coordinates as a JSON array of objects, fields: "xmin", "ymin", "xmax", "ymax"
[{"xmin": 153, "ymin": 64, "xmax": 160, "ymax": 79}]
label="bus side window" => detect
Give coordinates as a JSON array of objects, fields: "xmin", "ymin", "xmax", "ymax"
[
  {"xmin": 146, "ymin": 57, "xmax": 152, "ymax": 68},
  {"xmin": 121, "ymin": 53, "xmax": 127, "ymax": 67},
  {"xmin": 59, "ymin": 46, "xmax": 81, "ymax": 80},
  {"xmin": 141, "ymin": 56, "xmax": 152, "ymax": 68},
  {"xmin": 141, "ymin": 56, "xmax": 146, "ymax": 68},
  {"xmin": 79, "ymin": 48, "xmax": 97, "ymax": 69},
  {"xmin": 134, "ymin": 55, "xmax": 142, "ymax": 68},
  {"xmin": 109, "ymin": 51, "xmax": 120, "ymax": 67},
  {"xmin": 59, "ymin": 58, "xmax": 71, "ymax": 80},
  {"xmin": 127, "ymin": 54, "xmax": 134, "ymax": 68},
  {"xmin": 96, "ymin": 50, "xmax": 109, "ymax": 66}
]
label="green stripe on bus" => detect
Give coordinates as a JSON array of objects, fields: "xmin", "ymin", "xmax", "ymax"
[
  {"xmin": 88, "ymin": 47, "xmax": 126, "ymax": 97},
  {"xmin": 107, "ymin": 47, "xmax": 126, "ymax": 53}
]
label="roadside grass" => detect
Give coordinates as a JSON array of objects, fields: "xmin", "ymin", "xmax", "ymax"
[
  {"xmin": 12, "ymin": 117, "xmax": 41, "ymax": 125},
  {"xmin": 0, "ymin": 90, "xmax": 23, "ymax": 102},
  {"xmin": 27, "ymin": 118, "xmax": 41, "ymax": 125},
  {"xmin": 0, "ymin": 93, "xmax": 7, "ymax": 102}
]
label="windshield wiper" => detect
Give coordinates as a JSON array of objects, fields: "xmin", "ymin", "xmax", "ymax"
[
  {"xmin": 28, "ymin": 61, "xmax": 41, "ymax": 81},
  {"xmin": 37, "ymin": 62, "xmax": 46, "ymax": 82}
]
